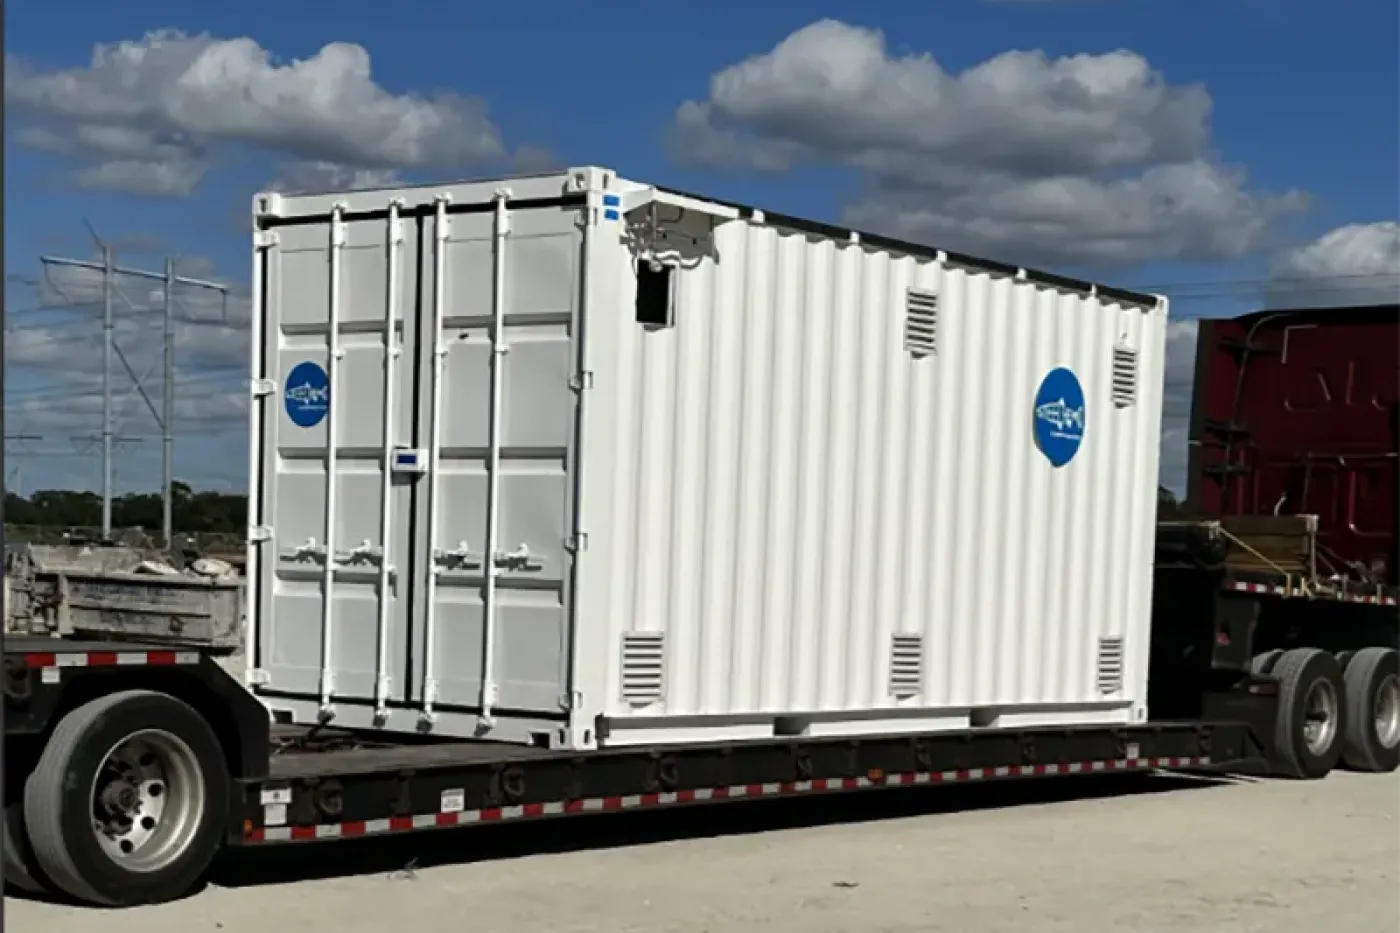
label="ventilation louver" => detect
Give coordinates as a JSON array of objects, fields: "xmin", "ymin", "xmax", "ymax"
[
  {"xmin": 1111, "ymin": 345, "xmax": 1138, "ymax": 409},
  {"xmin": 621, "ymin": 632, "xmax": 666, "ymax": 705},
  {"xmin": 1096, "ymin": 636, "xmax": 1125, "ymax": 695},
  {"xmin": 904, "ymin": 289, "xmax": 939, "ymax": 358},
  {"xmin": 889, "ymin": 633, "xmax": 925, "ymax": 698}
]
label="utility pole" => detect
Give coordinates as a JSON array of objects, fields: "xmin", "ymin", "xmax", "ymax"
[
  {"xmin": 39, "ymin": 251, "xmax": 231, "ymax": 549},
  {"xmin": 101, "ymin": 244, "xmax": 114, "ymax": 540},
  {"xmin": 163, "ymin": 258, "xmax": 176, "ymax": 549}
]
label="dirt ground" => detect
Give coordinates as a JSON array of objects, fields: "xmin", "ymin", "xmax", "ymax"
[{"xmin": 8, "ymin": 770, "xmax": 1398, "ymax": 933}]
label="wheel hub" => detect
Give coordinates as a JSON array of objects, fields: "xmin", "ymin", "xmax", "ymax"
[
  {"xmin": 88, "ymin": 730, "xmax": 204, "ymax": 873},
  {"xmin": 1302, "ymin": 678, "xmax": 1339, "ymax": 756},
  {"xmin": 1375, "ymin": 673, "xmax": 1400, "ymax": 750},
  {"xmin": 98, "ymin": 780, "xmax": 140, "ymax": 816}
]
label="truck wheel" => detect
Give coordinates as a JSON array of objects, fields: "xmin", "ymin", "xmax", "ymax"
[
  {"xmin": 1250, "ymin": 650, "xmax": 1284, "ymax": 675},
  {"xmin": 23, "ymin": 690, "xmax": 228, "ymax": 907},
  {"xmin": 1269, "ymin": 648, "xmax": 1347, "ymax": 780},
  {"xmin": 1340, "ymin": 647, "xmax": 1400, "ymax": 773},
  {"xmin": 3, "ymin": 803, "xmax": 47, "ymax": 895}
]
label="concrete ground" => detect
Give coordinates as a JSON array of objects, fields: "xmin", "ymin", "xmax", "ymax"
[{"xmin": 8, "ymin": 770, "xmax": 1398, "ymax": 932}]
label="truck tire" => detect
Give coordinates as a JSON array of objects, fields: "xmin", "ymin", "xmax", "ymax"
[
  {"xmin": 1269, "ymin": 648, "xmax": 1347, "ymax": 780},
  {"xmin": 1250, "ymin": 650, "xmax": 1285, "ymax": 675},
  {"xmin": 3, "ymin": 803, "xmax": 47, "ymax": 895},
  {"xmin": 1340, "ymin": 647, "xmax": 1400, "ymax": 773},
  {"xmin": 23, "ymin": 690, "xmax": 229, "ymax": 907}
]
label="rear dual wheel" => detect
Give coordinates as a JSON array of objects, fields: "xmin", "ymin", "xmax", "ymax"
[
  {"xmin": 1267, "ymin": 648, "xmax": 1347, "ymax": 780},
  {"xmin": 1259, "ymin": 646, "xmax": 1400, "ymax": 778},
  {"xmin": 1338, "ymin": 647, "xmax": 1400, "ymax": 773}
]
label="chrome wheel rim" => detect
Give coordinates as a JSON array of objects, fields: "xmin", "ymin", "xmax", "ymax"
[
  {"xmin": 1374, "ymin": 673, "xmax": 1400, "ymax": 750},
  {"xmin": 89, "ymin": 730, "xmax": 205, "ymax": 873},
  {"xmin": 1302, "ymin": 678, "xmax": 1339, "ymax": 756}
]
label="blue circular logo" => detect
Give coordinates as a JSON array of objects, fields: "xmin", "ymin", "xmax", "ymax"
[
  {"xmin": 1033, "ymin": 367, "xmax": 1086, "ymax": 468},
  {"xmin": 284, "ymin": 360, "xmax": 330, "ymax": 428}
]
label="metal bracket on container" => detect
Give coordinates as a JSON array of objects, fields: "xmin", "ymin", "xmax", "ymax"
[
  {"xmin": 495, "ymin": 544, "xmax": 544, "ymax": 572},
  {"xmin": 387, "ymin": 197, "xmax": 406, "ymax": 245},
  {"xmin": 283, "ymin": 538, "xmax": 328, "ymax": 564},
  {"xmin": 248, "ymin": 525, "xmax": 274, "ymax": 543},
  {"xmin": 250, "ymin": 378, "xmax": 277, "ymax": 398},
  {"xmin": 433, "ymin": 541, "xmax": 483, "ymax": 572},
  {"xmin": 254, "ymin": 193, "xmax": 286, "ymax": 221},
  {"xmin": 254, "ymin": 230, "xmax": 280, "ymax": 249},
  {"xmin": 341, "ymin": 540, "xmax": 397, "ymax": 577},
  {"xmin": 570, "ymin": 371, "xmax": 594, "ymax": 392}
]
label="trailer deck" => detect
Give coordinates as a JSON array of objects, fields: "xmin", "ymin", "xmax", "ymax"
[{"xmin": 241, "ymin": 717, "xmax": 1260, "ymax": 845}]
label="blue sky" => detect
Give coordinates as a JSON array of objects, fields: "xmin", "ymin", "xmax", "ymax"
[{"xmin": 5, "ymin": 0, "xmax": 1398, "ymax": 496}]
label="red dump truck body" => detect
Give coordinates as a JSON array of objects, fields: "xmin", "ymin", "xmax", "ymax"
[{"xmin": 1186, "ymin": 303, "xmax": 1399, "ymax": 585}]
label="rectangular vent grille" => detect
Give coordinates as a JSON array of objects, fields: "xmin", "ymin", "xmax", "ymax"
[
  {"xmin": 889, "ymin": 634, "xmax": 924, "ymax": 698},
  {"xmin": 1111, "ymin": 346, "xmax": 1138, "ymax": 408},
  {"xmin": 1096, "ymin": 636, "xmax": 1125, "ymax": 695},
  {"xmin": 904, "ymin": 289, "xmax": 939, "ymax": 357},
  {"xmin": 621, "ymin": 632, "xmax": 666, "ymax": 705}
]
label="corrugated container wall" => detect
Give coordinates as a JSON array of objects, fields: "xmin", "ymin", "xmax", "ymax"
[{"xmin": 246, "ymin": 167, "xmax": 1169, "ymax": 750}]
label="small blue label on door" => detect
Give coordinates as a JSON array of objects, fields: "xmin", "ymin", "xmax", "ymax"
[
  {"xmin": 1033, "ymin": 367, "xmax": 1086, "ymax": 468},
  {"xmin": 284, "ymin": 361, "xmax": 330, "ymax": 428}
]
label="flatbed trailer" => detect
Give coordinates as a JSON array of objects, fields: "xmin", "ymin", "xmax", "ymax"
[
  {"xmin": 4, "ymin": 520, "xmax": 1396, "ymax": 908},
  {"xmin": 3, "ymin": 634, "xmax": 1287, "ymax": 908}
]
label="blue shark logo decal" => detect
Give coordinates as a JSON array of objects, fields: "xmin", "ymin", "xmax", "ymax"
[
  {"xmin": 284, "ymin": 360, "xmax": 330, "ymax": 428},
  {"xmin": 1033, "ymin": 367, "xmax": 1085, "ymax": 468}
]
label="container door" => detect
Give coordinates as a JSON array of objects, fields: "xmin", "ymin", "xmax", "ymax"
[
  {"xmin": 257, "ymin": 205, "xmax": 419, "ymax": 714},
  {"xmin": 412, "ymin": 199, "xmax": 580, "ymax": 722}
]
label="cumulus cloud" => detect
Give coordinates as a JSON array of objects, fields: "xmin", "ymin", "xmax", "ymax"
[
  {"xmin": 1266, "ymin": 221, "xmax": 1400, "ymax": 308},
  {"xmin": 5, "ymin": 30, "xmax": 528, "ymax": 197},
  {"xmin": 670, "ymin": 20, "xmax": 1307, "ymax": 268},
  {"xmin": 269, "ymin": 160, "xmax": 405, "ymax": 194}
]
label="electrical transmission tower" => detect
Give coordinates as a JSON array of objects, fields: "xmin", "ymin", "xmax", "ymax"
[{"xmin": 38, "ymin": 239, "xmax": 231, "ymax": 546}]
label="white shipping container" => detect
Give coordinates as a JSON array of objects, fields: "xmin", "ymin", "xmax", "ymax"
[{"xmin": 246, "ymin": 167, "xmax": 1168, "ymax": 750}]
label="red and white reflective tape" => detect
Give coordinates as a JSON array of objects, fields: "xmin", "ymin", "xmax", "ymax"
[
  {"xmin": 22, "ymin": 650, "xmax": 201, "ymax": 673},
  {"xmin": 1227, "ymin": 580, "xmax": 1398, "ymax": 607},
  {"xmin": 243, "ymin": 754, "xmax": 1212, "ymax": 844}
]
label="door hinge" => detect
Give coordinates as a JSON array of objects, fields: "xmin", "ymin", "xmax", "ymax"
[
  {"xmin": 251, "ymin": 378, "xmax": 276, "ymax": 398},
  {"xmin": 570, "ymin": 370, "xmax": 594, "ymax": 392},
  {"xmin": 557, "ymin": 690, "xmax": 582, "ymax": 712},
  {"xmin": 248, "ymin": 525, "xmax": 274, "ymax": 543},
  {"xmin": 254, "ymin": 230, "xmax": 279, "ymax": 249},
  {"xmin": 246, "ymin": 668, "xmax": 272, "ymax": 687},
  {"xmin": 566, "ymin": 532, "xmax": 589, "ymax": 553}
]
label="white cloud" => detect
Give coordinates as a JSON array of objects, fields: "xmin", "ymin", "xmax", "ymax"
[
  {"xmin": 72, "ymin": 159, "xmax": 208, "ymax": 198},
  {"xmin": 270, "ymin": 160, "xmax": 405, "ymax": 194},
  {"xmin": 1266, "ymin": 221, "xmax": 1400, "ymax": 308},
  {"xmin": 670, "ymin": 20, "xmax": 1307, "ymax": 268},
  {"xmin": 5, "ymin": 30, "xmax": 528, "ymax": 198}
]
